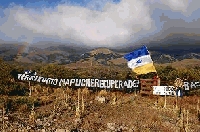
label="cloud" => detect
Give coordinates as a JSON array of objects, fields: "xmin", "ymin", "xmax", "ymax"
[
  {"xmin": 0, "ymin": 0, "xmax": 153, "ymax": 47},
  {"xmin": 160, "ymin": 0, "xmax": 189, "ymax": 12},
  {"xmin": 0, "ymin": 0, "xmax": 200, "ymax": 48}
]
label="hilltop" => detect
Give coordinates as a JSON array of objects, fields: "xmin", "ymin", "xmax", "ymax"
[{"xmin": 0, "ymin": 43, "xmax": 200, "ymax": 68}]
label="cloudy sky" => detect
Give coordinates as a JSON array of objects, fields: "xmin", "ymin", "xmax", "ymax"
[{"xmin": 0, "ymin": 0, "xmax": 200, "ymax": 48}]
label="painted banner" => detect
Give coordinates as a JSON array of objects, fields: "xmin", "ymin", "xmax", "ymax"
[
  {"xmin": 17, "ymin": 74, "xmax": 139, "ymax": 89},
  {"xmin": 183, "ymin": 81, "xmax": 200, "ymax": 90}
]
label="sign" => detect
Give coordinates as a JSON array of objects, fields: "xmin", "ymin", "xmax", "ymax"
[
  {"xmin": 17, "ymin": 74, "xmax": 139, "ymax": 89},
  {"xmin": 183, "ymin": 81, "xmax": 200, "ymax": 90},
  {"xmin": 153, "ymin": 86, "xmax": 175, "ymax": 96}
]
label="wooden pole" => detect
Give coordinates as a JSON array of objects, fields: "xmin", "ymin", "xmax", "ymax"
[
  {"xmin": 76, "ymin": 89, "xmax": 80, "ymax": 118},
  {"xmin": 2, "ymin": 107, "xmax": 5, "ymax": 132},
  {"xmin": 134, "ymin": 87, "xmax": 137, "ymax": 96},
  {"xmin": 186, "ymin": 110, "xmax": 189, "ymax": 131},
  {"xmin": 30, "ymin": 107, "xmax": 35, "ymax": 124},
  {"xmin": 81, "ymin": 92, "xmax": 84, "ymax": 114},
  {"xmin": 183, "ymin": 108, "xmax": 185, "ymax": 129},
  {"xmin": 164, "ymin": 87, "xmax": 167, "ymax": 108},
  {"xmin": 29, "ymin": 81, "xmax": 31, "ymax": 96},
  {"xmin": 197, "ymin": 99, "xmax": 199, "ymax": 115},
  {"xmin": 181, "ymin": 109, "xmax": 184, "ymax": 131},
  {"xmin": 176, "ymin": 94, "xmax": 178, "ymax": 109}
]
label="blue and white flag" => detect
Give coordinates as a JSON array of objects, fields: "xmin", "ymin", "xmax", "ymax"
[{"xmin": 124, "ymin": 45, "xmax": 156, "ymax": 75}]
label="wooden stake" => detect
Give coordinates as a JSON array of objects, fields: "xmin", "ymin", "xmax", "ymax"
[
  {"xmin": 197, "ymin": 99, "xmax": 199, "ymax": 115},
  {"xmin": 186, "ymin": 110, "xmax": 189, "ymax": 131},
  {"xmin": 181, "ymin": 112, "xmax": 184, "ymax": 130},
  {"xmin": 176, "ymin": 96, "xmax": 178, "ymax": 109},
  {"xmin": 29, "ymin": 104, "xmax": 35, "ymax": 124},
  {"xmin": 183, "ymin": 108, "xmax": 185, "ymax": 126},
  {"xmin": 164, "ymin": 87, "xmax": 167, "ymax": 108},
  {"xmin": 2, "ymin": 107, "xmax": 5, "ymax": 132},
  {"xmin": 29, "ymin": 81, "xmax": 31, "ymax": 96},
  {"xmin": 76, "ymin": 89, "xmax": 80, "ymax": 118},
  {"xmin": 81, "ymin": 93, "xmax": 84, "ymax": 114},
  {"xmin": 78, "ymin": 89, "xmax": 80, "ymax": 111},
  {"xmin": 134, "ymin": 87, "xmax": 137, "ymax": 96}
]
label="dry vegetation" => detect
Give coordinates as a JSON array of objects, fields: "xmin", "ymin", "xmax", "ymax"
[
  {"xmin": 1, "ymin": 89, "xmax": 200, "ymax": 131},
  {"xmin": 159, "ymin": 59, "xmax": 200, "ymax": 68},
  {"xmin": 0, "ymin": 58, "xmax": 200, "ymax": 131}
]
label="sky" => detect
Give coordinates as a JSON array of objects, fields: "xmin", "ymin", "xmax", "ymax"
[{"xmin": 0, "ymin": 0, "xmax": 200, "ymax": 48}]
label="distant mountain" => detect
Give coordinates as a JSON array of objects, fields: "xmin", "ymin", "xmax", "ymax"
[
  {"xmin": 80, "ymin": 48, "xmax": 124, "ymax": 65},
  {"xmin": 150, "ymin": 51, "xmax": 177, "ymax": 63},
  {"xmin": 0, "ymin": 42, "xmax": 199, "ymax": 66},
  {"xmin": 24, "ymin": 45, "xmax": 88, "ymax": 64},
  {"xmin": 0, "ymin": 43, "xmax": 21, "ymax": 61},
  {"xmin": 179, "ymin": 53, "xmax": 200, "ymax": 60}
]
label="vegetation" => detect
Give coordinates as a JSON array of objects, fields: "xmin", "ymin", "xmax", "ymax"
[
  {"xmin": 0, "ymin": 58, "xmax": 200, "ymax": 96},
  {"xmin": 0, "ymin": 58, "xmax": 200, "ymax": 131}
]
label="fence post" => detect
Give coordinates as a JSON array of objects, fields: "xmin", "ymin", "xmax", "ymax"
[
  {"xmin": 164, "ymin": 87, "xmax": 167, "ymax": 108},
  {"xmin": 76, "ymin": 89, "xmax": 80, "ymax": 118},
  {"xmin": 197, "ymin": 99, "xmax": 199, "ymax": 115},
  {"xmin": 29, "ymin": 81, "xmax": 31, "ymax": 97},
  {"xmin": 176, "ymin": 94, "xmax": 178, "ymax": 109},
  {"xmin": 186, "ymin": 110, "xmax": 189, "ymax": 131},
  {"xmin": 81, "ymin": 91, "xmax": 84, "ymax": 114},
  {"xmin": 183, "ymin": 108, "xmax": 185, "ymax": 130},
  {"xmin": 134, "ymin": 87, "xmax": 137, "ymax": 96},
  {"xmin": 2, "ymin": 107, "xmax": 5, "ymax": 132}
]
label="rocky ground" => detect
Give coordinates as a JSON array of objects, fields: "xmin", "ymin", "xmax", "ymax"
[{"xmin": 1, "ymin": 88, "xmax": 200, "ymax": 132}]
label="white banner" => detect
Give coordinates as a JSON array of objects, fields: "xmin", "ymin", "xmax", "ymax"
[{"xmin": 17, "ymin": 74, "xmax": 139, "ymax": 89}]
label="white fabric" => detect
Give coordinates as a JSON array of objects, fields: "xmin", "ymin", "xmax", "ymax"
[{"xmin": 127, "ymin": 54, "xmax": 153, "ymax": 69}]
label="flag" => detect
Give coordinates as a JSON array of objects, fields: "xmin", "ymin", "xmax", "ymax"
[{"xmin": 124, "ymin": 45, "xmax": 157, "ymax": 75}]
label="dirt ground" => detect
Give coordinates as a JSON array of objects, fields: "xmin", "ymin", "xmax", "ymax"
[{"xmin": 1, "ymin": 88, "xmax": 200, "ymax": 132}]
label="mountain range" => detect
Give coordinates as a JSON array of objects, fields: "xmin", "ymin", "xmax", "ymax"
[
  {"xmin": 0, "ymin": 33, "xmax": 200, "ymax": 67},
  {"xmin": 0, "ymin": 43, "xmax": 199, "ymax": 67}
]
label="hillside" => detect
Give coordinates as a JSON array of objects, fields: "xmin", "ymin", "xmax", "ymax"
[
  {"xmin": 1, "ymin": 89, "xmax": 200, "ymax": 131},
  {"xmin": 0, "ymin": 53, "xmax": 200, "ymax": 131},
  {"xmin": 158, "ymin": 59, "xmax": 200, "ymax": 68},
  {"xmin": 0, "ymin": 43, "xmax": 200, "ymax": 68}
]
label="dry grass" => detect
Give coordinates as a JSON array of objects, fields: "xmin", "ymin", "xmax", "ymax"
[
  {"xmin": 1, "ymin": 87, "xmax": 200, "ymax": 131},
  {"xmin": 98, "ymin": 90, "xmax": 108, "ymax": 97},
  {"xmin": 158, "ymin": 59, "xmax": 200, "ymax": 68}
]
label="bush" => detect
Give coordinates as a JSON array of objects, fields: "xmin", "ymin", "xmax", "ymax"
[
  {"xmin": 4, "ymin": 97, "xmax": 34, "ymax": 112},
  {"xmin": 8, "ymin": 83, "xmax": 29, "ymax": 96}
]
